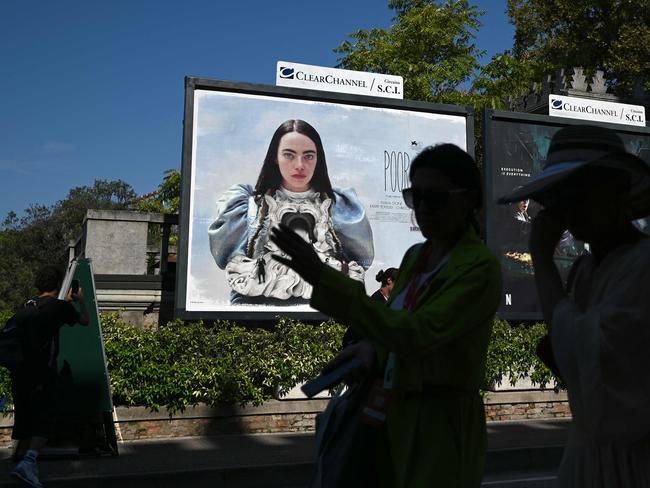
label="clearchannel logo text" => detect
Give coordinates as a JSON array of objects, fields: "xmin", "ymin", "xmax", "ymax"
[{"xmin": 279, "ymin": 67, "xmax": 295, "ymax": 79}]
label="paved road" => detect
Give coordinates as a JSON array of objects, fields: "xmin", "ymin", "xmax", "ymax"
[
  {"xmin": 0, "ymin": 419, "xmax": 569, "ymax": 487},
  {"xmin": 483, "ymin": 469, "xmax": 557, "ymax": 487}
]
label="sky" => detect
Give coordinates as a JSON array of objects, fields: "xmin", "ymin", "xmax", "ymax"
[{"xmin": 0, "ymin": 1, "xmax": 514, "ymax": 220}]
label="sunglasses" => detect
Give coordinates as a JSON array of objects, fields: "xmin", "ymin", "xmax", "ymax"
[{"xmin": 402, "ymin": 187, "xmax": 467, "ymax": 209}]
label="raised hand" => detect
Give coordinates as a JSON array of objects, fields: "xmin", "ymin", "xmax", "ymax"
[
  {"xmin": 529, "ymin": 209, "xmax": 568, "ymax": 258},
  {"xmin": 269, "ymin": 224, "xmax": 324, "ymax": 286}
]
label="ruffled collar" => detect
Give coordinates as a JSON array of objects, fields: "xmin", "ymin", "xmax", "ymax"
[{"xmin": 276, "ymin": 187, "xmax": 318, "ymax": 200}]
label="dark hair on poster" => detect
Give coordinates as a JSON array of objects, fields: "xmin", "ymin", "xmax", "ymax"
[{"xmin": 254, "ymin": 119, "xmax": 335, "ymax": 200}]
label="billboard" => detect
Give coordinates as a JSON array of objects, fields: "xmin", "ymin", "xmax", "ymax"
[
  {"xmin": 484, "ymin": 110, "xmax": 650, "ymax": 320},
  {"xmin": 176, "ymin": 78, "xmax": 473, "ymax": 320}
]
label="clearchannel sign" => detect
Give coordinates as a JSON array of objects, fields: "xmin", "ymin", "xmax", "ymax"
[
  {"xmin": 276, "ymin": 61, "xmax": 404, "ymax": 99},
  {"xmin": 549, "ymin": 94, "xmax": 646, "ymax": 127}
]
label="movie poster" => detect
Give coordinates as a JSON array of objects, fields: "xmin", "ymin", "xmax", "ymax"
[
  {"xmin": 486, "ymin": 114, "xmax": 650, "ymax": 320},
  {"xmin": 179, "ymin": 84, "xmax": 469, "ymax": 316}
]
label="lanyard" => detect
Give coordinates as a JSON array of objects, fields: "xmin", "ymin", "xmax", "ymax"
[
  {"xmin": 383, "ymin": 245, "xmax": 450, "ymax": 390},
  {"xmin": 383, "ymin": 246, "xmax": 449, "ymax": 390},
  {"xmin": 403, "ymin": 245, "xmax": 449, "ymax": 311}
]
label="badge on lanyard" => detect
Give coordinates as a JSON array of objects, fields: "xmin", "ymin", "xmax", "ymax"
[{"xmin": 369, "ymin": 245, "xmax": 450, "ymax": 426}]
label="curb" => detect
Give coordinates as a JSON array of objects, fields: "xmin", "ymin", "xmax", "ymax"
[
  {"xmin": 0, "ymin": 445, "xmax": 563, "ymax": 488},
  {"xmin": 0, "ymin": 463, "xmax": 315, "ymax": 488}
]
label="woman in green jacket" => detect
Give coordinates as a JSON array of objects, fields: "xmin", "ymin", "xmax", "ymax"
[{"xmin": 272, "ymin": 144, "xmax": 502, "ymax": 487}]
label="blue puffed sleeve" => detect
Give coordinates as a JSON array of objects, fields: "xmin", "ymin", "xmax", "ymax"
[
  {"xmin": 208, "ymin": 184, "xmax": 255, "ymax": 269},
  {"xmin": 332, "ymin": 187, "xmax": 374, "ymax": 269}
]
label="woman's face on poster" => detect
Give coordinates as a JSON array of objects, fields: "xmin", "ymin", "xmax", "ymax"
[{"xmin": 277, "ymin": 132, "xmax": 317, "ymax": 192}]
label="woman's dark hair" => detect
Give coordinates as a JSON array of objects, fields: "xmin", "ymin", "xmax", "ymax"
[
  {"xmin": 34, "ymin": 265, "xmax": 63, "ymax": 293},
  {"xmin": 409, "ymin": 144, "xmax": 483, "ymax": 213},
  {"xmin": 375, "ymin": 267, "xmax": 398, "ymax": 286},
  {"xmin": 254, "ymin": 119, "xmax": 335, "ymax": 199}
]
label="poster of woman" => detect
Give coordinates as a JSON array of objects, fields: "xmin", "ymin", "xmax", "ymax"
[
  {"xmin": 208, "ymin": 119, "xmax": 374, "ymax": 305},
  {"xmin": 179, "ymin": 80, "xmax": 470, "ymax": 317}
]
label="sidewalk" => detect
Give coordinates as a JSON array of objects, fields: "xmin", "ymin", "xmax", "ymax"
[{"xmin": 0, "ymin": 418, "xmax": 570, "ymax": 487}]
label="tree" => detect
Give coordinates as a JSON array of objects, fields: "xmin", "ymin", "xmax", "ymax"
[
  {"xmin": 134, "ymin": 169, "xmax": 180, "ymax": 215},
  {"xmin": 51, "ymin": 179, "xmax": 137, "ymax": 246},
  {"xmin": 0, "ymin": 207, "xmax": 54, "ymax": 310},
  {"xmin": 335, "ymin": 0, "xmax": 485, "ymax": 103},
  {"xmin": 125, "ymin": 169, "xmax": 182, "ymax": 267},
  {"xmin": 336, "ymin": 0, "xmax": 650, "ymax": 108},
  {"xmin": 506, "ymin": 0, "xmax": 650, "ymax": 95},
  {"xmin": 0, "ymin": 179, "xmax": 136, "ymax": 310},
  {"xmin": 471, "ymin": 52, "xmax": 535, "ymax": 109}
]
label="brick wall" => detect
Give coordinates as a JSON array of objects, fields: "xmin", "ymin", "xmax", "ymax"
[
  {"xmin": 116, "ymin": 413, "xmax": 320, "ymax": 441},
  {"xmin": 0, "ymin": 390, "xmax": 570, "ymax": 447},
  {"xmin": 484, "ymin": 390, "xmax": 571, "ymax": 421}
]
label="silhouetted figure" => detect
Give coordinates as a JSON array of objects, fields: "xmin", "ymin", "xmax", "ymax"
[
  {"xmin": 499, "ymin": 125, "xmax": 650, "ymax": 486},
  {"xmin": 10, "ymin": 266, "xmax": 89, "ymax": 488}
]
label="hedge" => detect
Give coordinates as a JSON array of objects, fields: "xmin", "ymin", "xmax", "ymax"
[
  {"xmin": 0, "ymin": 313, "xmax": 558, "ymax": 413},
  {"xmin": 102, "ymin": 314, "xmax": 345, "ymax": 412}
]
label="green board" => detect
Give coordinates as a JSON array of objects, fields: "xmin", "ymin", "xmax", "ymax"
[{"xmin": 54, "ymin": 258, "xmax": 118, "ymax": 455}]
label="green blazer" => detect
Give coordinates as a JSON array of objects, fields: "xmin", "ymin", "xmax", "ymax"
[
  {"xmin": 311, "ymin": 225, "xmax": 502, "ymax": 393},
  {"xmin": 311, "ymin": 227, "xmax": 502, "ymax": 487}
]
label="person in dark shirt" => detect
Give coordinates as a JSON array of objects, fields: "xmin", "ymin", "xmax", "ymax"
[
  {"xmin": 370, "ymin": 267, "xmax": 398, "ymax": 303},
  {"xmin": 342, "ymin": 268, "xmax": 398, "ymax": 346},
  {"xmin": 11, "ymin": 265, "xmax": 89, "ymax": 488}
]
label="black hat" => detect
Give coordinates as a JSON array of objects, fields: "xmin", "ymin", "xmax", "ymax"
[{"xmin": 497, "ymin": 125, "xmax": 650, "ymax": 220}]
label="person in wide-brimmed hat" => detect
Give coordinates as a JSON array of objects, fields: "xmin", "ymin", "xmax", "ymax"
[{"xmin": 499, "ymin": 124, "xmax": 650, "ymax": 487}]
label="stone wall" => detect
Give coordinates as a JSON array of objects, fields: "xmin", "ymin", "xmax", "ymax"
[
  {"xmin": 83, "ymin": 210, "xmax": 154, "ymax": 275},
  {"xmin": 76, "ymin": 210, "xmax": 177, "ymax": 328},
  {"xmin": 484, "ymin": 390, "xmax": 570, "ymax": 421},
  {"xmin": 0, "ymin": 390, "xmax": 570, "ymax": 447},
  {"xmin": 113, "ymin": 400, "xmax": 326, "ymax": 441},
  {"xmin": 0, "ymin": 422, "xmax": 11, "ymax": 446}
]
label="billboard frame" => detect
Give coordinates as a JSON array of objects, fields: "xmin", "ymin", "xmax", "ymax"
[
  {"xmin": 484, "ymin": 108, "xmax": 650, "ymax": 321},
  {"xmin": 176, "ymin": 76, "xmax": 475, "ymax": 321}
]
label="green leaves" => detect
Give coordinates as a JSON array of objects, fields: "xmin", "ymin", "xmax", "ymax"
[
  {"xmin": 335, "ymin": 0, "xmax": 485, "ymax": 103},
  {"xmin": 472, "ymin": 52, "xmax": 535, "ymax": 108},
  {"xmin": 134, "ymin": 169, "xmax": 180, "ymax": 214},
  {"xmin": 0, "ymin": 312, "xmax": 560, "ymax": 411},
  {"xmin": 101, "ymin": 314, "xmax": 346, "ymax": 413},
  {"xmin": 336, "ymin": 0, "xmax": 650, "ymax": 106},
  {"xmin": 507, "ymin": 0, "xmax": 650, "ymax": 95},
  {"xmin": 100, "ymin": 315, "xmax": 560, "ymax": 412},
  {"xmin": 0, "ymin": 178, "xmax": 137, "ymax": 310},
  {"xmin": 485, "ymin": 319, "xmax": 558, "ymax": 390}
]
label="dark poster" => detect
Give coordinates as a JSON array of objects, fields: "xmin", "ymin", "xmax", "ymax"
[{"xmin": 485, "ymin": 112, "xmax": 650, "ymax": 320}]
